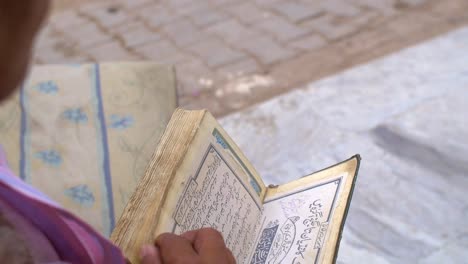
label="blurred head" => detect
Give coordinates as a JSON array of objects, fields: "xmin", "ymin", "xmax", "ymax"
[{"xmin": 0, "ymin": 0, "xmax": 50, "ymax": 101}]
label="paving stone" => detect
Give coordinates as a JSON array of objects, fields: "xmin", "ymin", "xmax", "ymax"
[
  {"xmin": 168, "ymin": 0, "xmax": 210, "ymax": 16},
  {"xmin": 254, "ymin": 0, "xmax": 282, "ymax": 7},
  {"xmin": 165, "ymin": 0, "xmax": 195, "ymax": 8},
  {"xmin": 86, "ymin": 42, "xmax": 139, "ymax": 61},
  {"xmin": 237, "ymin": 35, "xmax": 296, "ymax": 65},
  {"xmin": 351, "ymin": 0, "xmax": 398, "ymax": 16},
  {"xmin": 350, "ymin": 11, "xmax": 379, "ymax": 27},
  {"xmin": 224, "ymin": 2, "xmax": 272, "ymax": 24},
  {"xmin": 62, "ymin": 23, "xmax": 112, "ymax": 48},
  {"xmin": 385, "ymin": 12, "xmax": 442, "ymax": 36},
  {"xmin": 320, "ymin": 0, "xmax": 362, "ymax": 17},
  {"xmin": 301, "ymin": 27, "xmax": 468, "ymax": 131},
  {"xmin": 35, "ymin": 47, "xmax": 73, "ymax": 64},
  {"xmin": 155, "ymin": 53, "xmax": 191, "ymax": 65},
  {"xmin": 50, "ymin": 10, "xmax": 89, "ymax": 31},
  {"xmin": 188, "ymin": 8, "xmax": 228, "ymax": 28},
  {"xmin": 206, "ymin": 19, "xmax": 259, "ymax": 43},
  {"xmin": 109, "ymin": 20, "xmax": 141, "ymax": 34},
  {"xmin": 80, "ymin": 2, "xmax": 131, "ymax": 28},
  {"xmin": 46, "ymin": 37, "xmax": 81, "ymax": 55},
  {"xmin": 162, "ymin": 20, "xmax": 205, "ymax": 46},
  {"xmin": 269, "ymin": 1, "xmax": 323, "ymax": 22},
  {"xmin": 383, "ymin": 89, "xmax": 468, "ymax": 175},
  {"xmin": 36, "ymin": 54, "xmax": 90, "ymax": 64},
  {"xmin": 116, "ymin": 0, "xmax": 153, "ymax": 9},
  {"xmin": 137, "ymin": 6, "xmax": 178, "ymax": 28},
  {"xmin": 255, "ymin": 16, "xmax": 310, "ymax": 41},
  {"xmin": 176, "ymin": 60, "xmax": 218, "ymax": 95},
  {"xmin": 135, "ymin": 40, "xmax": 182, "ymax": 61},
  {"xmin": 116, "ymin": 23, "xmax": 162, "ymax": 48},
  {"xmin": 400, "ymin": 0, "xmax": 428, "ymax": 6},
  {"xmin": 338, "ymin": 233, "xmax": 395, "ymax": 264},
  {"xmin": 348, "ymin": 207, "xmax": 437, "ymax": 260},
  {"xmin": 187, "ymin": 38, "xmax": 247, "ymax": 68},
  {"xmin": 210, "ymin": 0, "xmax": 238, "ymax": 6},
  {"xmin": 338, "ymin": 27, "xmax": 394, "ymax": 56},
  {"xmin": 35, "ymin": 38, "xmax": 90, "ymax": 64},
  {"xmin": 217, "ymin": 58, "xmax": 261, "ymax": 77},
  {"xmin": 289, "ymin": 34, "xmax": 327, "ymax": 50},
  {"xmin": 305, "ymin": 15, "xmax": 359, "ymax": 40},
  {"xmin": 34, "ymin": 26, "xmax": 59, "ymax": 49},
  {"xmin": 420, "ymin": 235, "xmax": 468, "ymax": 264},
  {"xmin": 40, "ymin": 0, "xmax": 468, "ymax": 121}
]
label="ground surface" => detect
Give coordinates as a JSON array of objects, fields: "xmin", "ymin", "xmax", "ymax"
[
  {"xmin": 39, "ymin": 0, "xmax": 468, "ymax": 116},
  {"xmin": 220, "ymin": 27, "xmax": 468, "ymax": 263}
]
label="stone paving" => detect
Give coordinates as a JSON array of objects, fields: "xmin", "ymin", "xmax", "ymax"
[
  {"xmin": 36, "ymin": 0, "xmax": 468, "ymax": 116},
  {"xmin": 220, "ymin": 26, "xmax": 468, "ymax": 263}
]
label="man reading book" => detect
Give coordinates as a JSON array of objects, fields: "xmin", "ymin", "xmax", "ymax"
[{"xmin": 0, "ymin": 1, "xmax": 234, "ymax": 263}]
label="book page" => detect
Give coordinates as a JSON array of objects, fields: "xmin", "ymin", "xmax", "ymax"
[
  {"xmin": 249, "ymin": 174, "xmax": 347, "ymax": 264},
  {"xmin": 172, "ymin": 145, "xmax": 263, "ymax": 262},
  {"xmin": 154, "ymin": 112, "xmax": 267, "ymax": 263}
]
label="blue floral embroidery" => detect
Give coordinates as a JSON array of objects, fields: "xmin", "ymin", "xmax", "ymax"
[
  {"xmin": 35, "ymin": 150, "xmax": 62, "ymax": 167},
  {"xmin": 33, "ymin": 81, "xmax": 58, "ymax": 94},
  {"xmin": 109, "ymin": 114, "xmax": 134, "ymax": 129},
  {"xmin": 65, "ymin": 185, "xmax": 95, "ymax": 206},
  {"xmin": 63, "ymin": 108, "xmax": 88, "ymax": 123}
]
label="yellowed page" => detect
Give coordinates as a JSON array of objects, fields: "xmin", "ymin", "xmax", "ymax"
[
  {"xmin": 154, "ymin": 111, "xmax": 267, "ymax": 263},
  {"xmin": 250, "ymin": 156, "xmax": 359, "ymax": 264},
  {"xmin": 111, "ymin": 109, "xmax": 205, "ymax": 263}
]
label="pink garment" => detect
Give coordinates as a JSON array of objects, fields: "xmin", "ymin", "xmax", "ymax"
[
  {"xmin": 0, "ymin": 198, "xmax": 61, "ymax": 262},
  {"xmin": 0, "ymin": 148, "xmax": 126, "ymax": 264}
]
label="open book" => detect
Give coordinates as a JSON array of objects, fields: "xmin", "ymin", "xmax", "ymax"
[{"xmin": 111, "ymin": 109, "xmax": 360, "ymax": 264}]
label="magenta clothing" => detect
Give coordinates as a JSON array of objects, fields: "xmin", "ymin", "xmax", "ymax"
[
  {"xmin": 0, "ymin": 149, "xmax": 126, "ymax": 264},
  {"xmin": 0, "ymin": 198, "xmax": 61, "ymax": 262}
]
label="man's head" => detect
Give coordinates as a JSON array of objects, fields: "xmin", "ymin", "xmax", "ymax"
[{"xmin": 0, "ymin": 0, "xmax": 50, "ymax": 100}]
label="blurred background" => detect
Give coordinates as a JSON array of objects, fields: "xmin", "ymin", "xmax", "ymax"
[
  {"xmin": 34, "ymin": 0, "xmax": 468, "ymax": 263},
  {"xmin": 38, "ymin": 0, "xmax": 464, "ymax": 117}
]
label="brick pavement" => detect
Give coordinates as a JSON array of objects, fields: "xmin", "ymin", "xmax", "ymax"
[{"xmin": 37, "ymin": 0, "xmax": 468, "ymax": 116}]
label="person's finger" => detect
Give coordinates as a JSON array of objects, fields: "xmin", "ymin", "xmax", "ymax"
[
  {"xmin": 191, "ymin": 228, "xmax": 226, "ymax": 252},
  {"xmin": 227, "ymin": 248, "xmax": 236, "ymax": 264},
  {"xmin": 180, "ymin": 230, "xmax": 197, "ymax": 242},
  {"xmin": 191, "ymin": 228, "xmax": 233, "ymax": 263},
  {"xmin": 139, "ymin": 245, "xmax": 162, "ymax": 264},
  {"xmin": 155, "ymin": 232, "xmax": 198, "ymax": 263}
]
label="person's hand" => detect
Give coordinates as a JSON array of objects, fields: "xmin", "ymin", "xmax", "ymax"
[
  {"xmin": 0, "ymin": 0, "xmax": 50, "ymax": 100},
  {"xmin": 140, "ymin": 228, "xmax": 236, "ymax": 264}
]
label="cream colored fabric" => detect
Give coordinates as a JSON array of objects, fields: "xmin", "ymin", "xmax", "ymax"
[{"xmin": 0, "ymin": 62, "xmax": 177, "ymax": 236}]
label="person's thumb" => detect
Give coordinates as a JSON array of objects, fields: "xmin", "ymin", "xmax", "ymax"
[{"xmin": 140, "ymin": 245, "xmax": 162, "ymax": 264}]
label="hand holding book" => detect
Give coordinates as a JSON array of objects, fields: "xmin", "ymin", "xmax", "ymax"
[{"xmin": 140, "ymin": 228, "xmax": 235, "ymax": 264}]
